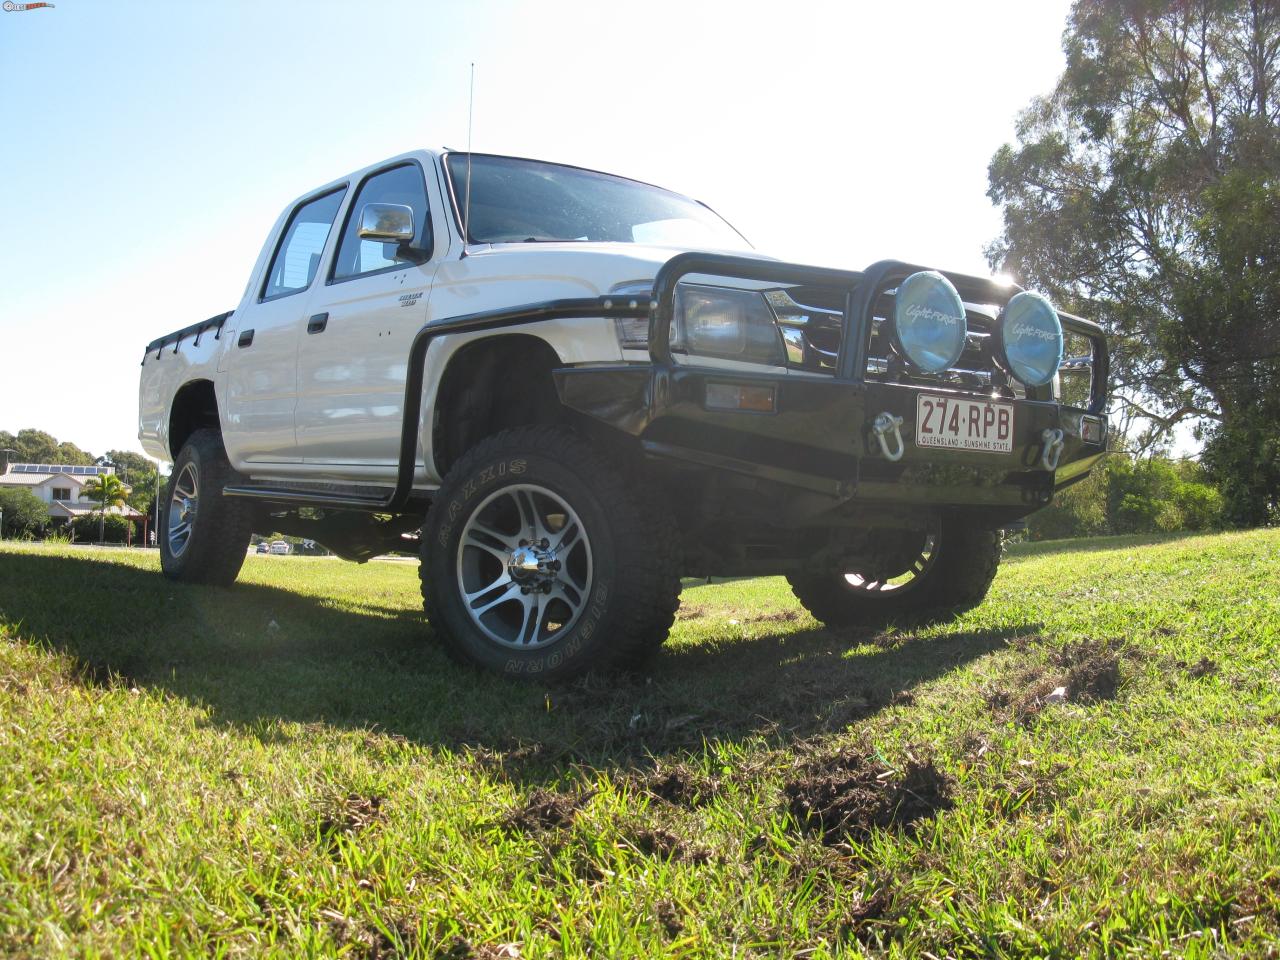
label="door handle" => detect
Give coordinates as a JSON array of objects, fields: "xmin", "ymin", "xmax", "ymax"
[
  {"xmin": 237, "ymin": 329, "xmax": 254, "ymax": 348},
  {"xmin": 307, "ymin": 313, "xmax": 329, "ymax": 334}
]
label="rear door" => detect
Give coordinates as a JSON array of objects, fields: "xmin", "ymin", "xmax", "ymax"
[
  {"xmin": 222, "ymin": 187, "xmax": 346, "ymax": 464},
  {"xmin": 294, "ymin": 160, "xmax": 443, "ymax": 473}
]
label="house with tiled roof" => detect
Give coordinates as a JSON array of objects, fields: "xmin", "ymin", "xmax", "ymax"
[{"xmin": 0, "ymin": 455, "xmax": 144, "ymax": 525}]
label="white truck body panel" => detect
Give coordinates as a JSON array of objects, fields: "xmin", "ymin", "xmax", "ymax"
[
  {"xmin": 138, "ymin": 148, "xmax": 770, "ymax": 486},
  {"xmin": 137, "ymin": 329, "xmax": 223, "ymax": 463}
]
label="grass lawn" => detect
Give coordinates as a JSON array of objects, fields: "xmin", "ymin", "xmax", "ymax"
[{"xmin": 1, "ymin": 530, "xmax": 1278, "ymax": 958}]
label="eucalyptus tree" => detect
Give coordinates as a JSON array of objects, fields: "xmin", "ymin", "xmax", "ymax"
[{"xmin": 988, "ymin": 0, "xmax": 1280, "ymax": 523}]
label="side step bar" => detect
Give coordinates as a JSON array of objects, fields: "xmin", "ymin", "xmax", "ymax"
[{"xmin": 223, "ymin": 296, "xmax": 650, "ymax": 513}]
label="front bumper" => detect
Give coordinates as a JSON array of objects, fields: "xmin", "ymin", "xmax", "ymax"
[
  {"xmin": 555, "ymin": 253, "xmax": 1108, "ymax": 521},
  {"xmin": 556, "ymin": 364, "xmax": 1105, "ymax": 516}
]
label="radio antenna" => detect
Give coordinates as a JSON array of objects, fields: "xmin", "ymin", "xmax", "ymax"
[{"xmin": 463, "ymin": 62, "xmax": 475, "ymax": 253}]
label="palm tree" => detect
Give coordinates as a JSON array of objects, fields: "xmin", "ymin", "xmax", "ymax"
[{"xmin": 80, "ymin": 472, "xmax": 128, "ymax": 543}]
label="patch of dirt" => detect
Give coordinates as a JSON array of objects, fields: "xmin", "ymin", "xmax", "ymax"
[
  {"xmin": 989, "ymin": 641, "xmax": 1124, "ymax": 723},
  {"xmin": 436, "ymin": 939, "xmax": 473, "ymax": 960},
  {"xmin": 870, "ymin": 630, "xmax": 908, "ymax": 650},
  {"xmin": 466, "ymin": 740, "xmax": 554, "ymax": 782},
  {"xmin": 1230, "ymin": 874, "xmax": 1280, "ymax": 925},
  {"xmin": 628, "ymin": 826, "xmax": 711, "ymax": 864},
  {"xmin": 990, "ymin": 761, "xmax": 1069, "ymax": 819},
  {"xmin": 782, "ymin": 846, "xmax": 896, "ymax": 943},
  {"xmin": 844, "ymin": 886, "xmax": 891, "ymax": 927},
  {"xmin": 783, "ymin": 750, "xmax": 954, "ymax": 845},
  {"xmin": 1007, "ymin": 632, "xmax": 1050, "ymax": 652},
  {"xmin": 322, "ymin": 909, "xmax": 415, "ymax": 959},
  {"xmin": 1053, "ymin": 642, "xmax": 1121, "ymax": 703},
  {"xmin": 745, "ymin": 609, "xmax": 802, "ymax": 624},
  {"xmin": 985, "ymin": 673, "xmax": 1051, "ymax": 725},
  {"xmin": 569, "ymin": 847, "xmax": 607, "ymax": 884},
  {"xmin": 744, "ymin": 833, "xmax": 771, "ymax": 859},
  {"xmin": 675, "ymin": 604, "xmax": 708, "ymax": 620},
  {"xmin": 785, "ymin": 842, "xmax": 863, "ymax": 883},
  {"xmin": 503, "ymin": 788, "xmax": 594, "ymax": 834},
  {"xmin": 319, "ymin": 794, "xmax": 385, "ymax": 839},
  {"xmin": 536, "ymin": 835, "xmax": 610, "ymax": 885},
  {"xmin": 90, "ymin": 787, "xmax": 129, "ymax": 819},
  {"xmin": 437, "ymin": 938, "xmax": 521, "ymax": 960},
  {"xmin": 1183, "ymin": 656, "xmax": 1220, "ymax": 679},
  {"xmin": 655, "ymin": 899, "xmax": 683, "ymax": 937},
  {"xmin": 640, "ymin": 764, "xmax": 720, "ymax": 808}
]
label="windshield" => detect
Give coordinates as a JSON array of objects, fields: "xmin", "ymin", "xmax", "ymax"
[{"xmin": 445, "ymin": 153, "xmax": 750, "ymax": 250}]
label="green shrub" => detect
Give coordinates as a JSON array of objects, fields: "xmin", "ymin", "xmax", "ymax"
[
  {"xmin": 70, "ymin": 514, "xmax": 133, "ymax": 544},
  {"xmin": 1025, "ymin": 468, "xmax": 1108, "ymax": 540},
  {"xmin": 0, "ymin": 488, "xmax": 49, "ymax": 537},
  {"xmin": 1027, "ymin": 453, "xmax": 1224, "ymax": 540},
  {"xmin": 1173, "ymin": 476, "xmax": 1225, "ymax": 531}
]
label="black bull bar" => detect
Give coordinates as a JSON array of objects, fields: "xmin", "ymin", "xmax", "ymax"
[{"xmin": 223, "ymin": 253, "xmax": 1109, "ymax": 513}]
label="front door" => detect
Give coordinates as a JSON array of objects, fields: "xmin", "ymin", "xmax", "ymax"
[{"xmin": 294, "ymin": 161, "xmax": 441, "ymax": 474}]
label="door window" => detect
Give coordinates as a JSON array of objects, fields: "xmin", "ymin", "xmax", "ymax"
[
  {"xmin": 261, "ymin": 188, "xmax": 345, "ymax": 301},
  {"xmin": 331, "ymin": 163, "xmax": 432, "ymax": 281}
]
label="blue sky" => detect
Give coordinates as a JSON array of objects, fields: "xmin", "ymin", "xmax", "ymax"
[{"xmin": 0, "ymin": 0, "xmax": 1074, "ymax": 457}]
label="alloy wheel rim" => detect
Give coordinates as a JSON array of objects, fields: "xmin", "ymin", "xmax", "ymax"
[
  {"xmin": 167, "ymin": 462, "xmax": 199, "ymax": 557},
  {"xmin": 454, "ymin": 483, "xmax": 593, "ymax": 650}
]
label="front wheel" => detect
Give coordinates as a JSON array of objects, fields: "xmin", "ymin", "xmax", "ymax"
[
  {"xmin": 788, "ymin": 516, "xmax": 1001, "ymax": 628},
  {"xmin": 420, "ymin": 425, "xmax": 681, "ymax": 680},
  {"xmin": 159, "ymin": 429, "xmax": 253, "ymax": 585}
]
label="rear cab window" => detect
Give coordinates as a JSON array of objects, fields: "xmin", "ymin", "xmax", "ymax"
[{"xmin": 261, "ymin": 188, "xmax": 346, "ymax": 301}]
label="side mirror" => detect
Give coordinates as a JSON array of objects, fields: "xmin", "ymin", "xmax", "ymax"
[{"xmin": 357, "ymin": 203, "xmax": 416, "ymax": 243}]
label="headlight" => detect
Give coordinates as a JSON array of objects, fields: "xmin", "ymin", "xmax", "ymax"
[
  {"xmin": 673, "ymin": 284, "xmax": 785, "ymax": 365},
  {"xmin": 892, "ymin": 271, "xmax": 967, "ymax": 373},
  {"xmin": 996, "ymin": 291, "xmax": 1063, "ymax": 387}
]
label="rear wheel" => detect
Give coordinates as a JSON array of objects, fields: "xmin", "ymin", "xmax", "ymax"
[
  {"xmin": 159, "ymin": 429, "xmax": 253, "ymax": 585},
  {"xmin": 421, "ymin": 425, "xmax": 680, "ymax": 679},
  {"xmin": 788, "ymin": 516, "xmax": 1001, "ymax": 628}
]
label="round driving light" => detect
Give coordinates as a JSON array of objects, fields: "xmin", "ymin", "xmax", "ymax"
[
  {"xmin": 892, "ymin": 271, "xmax": 967, "ymax": 373},
  {"xmin": 996, "ymin": 291, "xmax": 1064, "ymax": 387}
]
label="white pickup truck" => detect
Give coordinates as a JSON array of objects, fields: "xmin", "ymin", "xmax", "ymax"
[{"xmin": 139, "ymin": 148, "xmax": 1109, "ymax": 678}]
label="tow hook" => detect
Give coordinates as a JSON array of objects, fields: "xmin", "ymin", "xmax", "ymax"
[
  {"xmin": 872, "ymin": 412, "xmax": 906, "ymax": 463},
  {"xmin": 1040, "ymin": 428, "xmax": 1066, "ymax": 471}
]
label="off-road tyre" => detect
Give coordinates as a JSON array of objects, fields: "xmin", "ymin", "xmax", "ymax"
[
  {"xmin": 788, "ymin": 515, "xmax": 1001, "ymax": 628},
  {"xmin": 420, "ymin": 425, "xmax": 681, "ymax": 680},
  {"xmin": 159, "ymin": 429, "xmax": 253, "ymax": 586}
]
